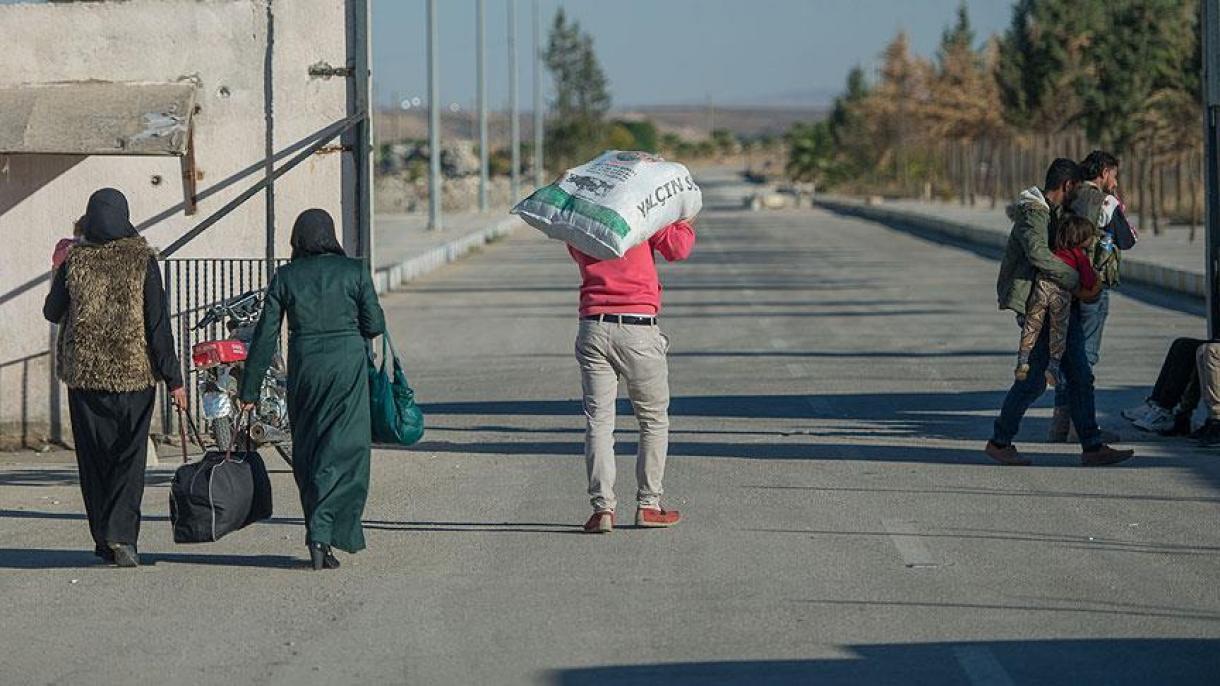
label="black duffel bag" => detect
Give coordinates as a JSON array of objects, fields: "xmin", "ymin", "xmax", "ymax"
[{"xmin": 170, "ymin": 414, "xmax": 273, "ymax": 543}]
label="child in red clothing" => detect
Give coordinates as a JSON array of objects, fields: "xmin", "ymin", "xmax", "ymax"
[
  {"xmin": 51, "ymin": 216, "xmax": 85, "ymax": 270},
  {"xmin": 1015, "ymin": 215, "xmax": 1101, "ymax": 384}
]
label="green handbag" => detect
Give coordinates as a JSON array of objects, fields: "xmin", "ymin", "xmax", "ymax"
[{"xmin": 369, "ymin": 332, "xmax": 425, "ymax": 445}]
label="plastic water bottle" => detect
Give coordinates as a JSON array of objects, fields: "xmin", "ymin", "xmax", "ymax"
[{"xmin": 1100, "ymin": 231, "xmax": 1115, "ymax": 253}]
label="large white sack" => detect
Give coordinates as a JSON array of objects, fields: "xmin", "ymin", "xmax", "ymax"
[{"xmin": 511, "ymin": 150, "xmax": 702, "ymax": 260}]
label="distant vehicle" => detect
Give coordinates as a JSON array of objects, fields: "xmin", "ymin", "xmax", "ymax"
[{"xmin": 742, "ymin": 170, "xmax": 769, "ymax": 185}]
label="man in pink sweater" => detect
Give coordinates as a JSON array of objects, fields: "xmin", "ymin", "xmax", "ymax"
[{"xmin": 569, "ymin": 219, "xmax": 696, "ymax": 533}]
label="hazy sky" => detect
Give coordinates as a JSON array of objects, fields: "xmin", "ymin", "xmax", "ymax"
[
  {"xmin": 0, "ymin": 0, "xmax": 1015, "ymax": 109},
  {"xmin": 372, "ymin": 0, "xmax": 1014, "ymax": 110}
]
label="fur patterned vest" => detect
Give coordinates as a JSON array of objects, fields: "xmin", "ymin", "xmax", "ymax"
[{"xmin": 57, "ymin": 237, "xmax": 159, "ymax": 391}]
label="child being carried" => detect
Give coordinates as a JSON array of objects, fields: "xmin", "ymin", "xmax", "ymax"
[{"xmin": 1015, "ymin": 214, "xmax": 1101, "ymax": 385}]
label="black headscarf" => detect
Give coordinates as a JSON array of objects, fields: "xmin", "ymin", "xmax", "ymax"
[
  {"xmin": 81, "ymin": 188, "xmax": 138, "ymax": 244},
  {"xmin": 290, "ymin": 209, "xmax": 346, "ymax": 260}
]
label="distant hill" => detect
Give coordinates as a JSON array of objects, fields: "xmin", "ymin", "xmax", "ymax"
[
  {"xmin": 373, "ymin": 105, "xmax": 826, "ymax": 144},
  {"xmin": 617, "ymin": 105, "xmax": 828, "ymax": 140}
]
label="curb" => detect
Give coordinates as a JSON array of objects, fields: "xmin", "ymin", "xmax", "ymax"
[
  {"xmin": 814, "ymin": 198, "xmax": 1206, "ymax": 300},
  {"xmin": 372, "ymin": 215, "xmax": 521, "ymax": 295}
]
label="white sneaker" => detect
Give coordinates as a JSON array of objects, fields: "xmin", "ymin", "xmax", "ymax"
[
  {"xmin": 1121, "ymin": 400, "xmax": 1157, "ymax": 423},
  {"xmin": 1133, "ymin": 405, "xmax": 1175, "ymax": 433}
]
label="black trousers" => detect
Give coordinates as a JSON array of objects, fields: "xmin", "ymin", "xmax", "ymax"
[
  {"xmin": 1149, "ymin": 338, "xmax": 1204, "ymax": 413},
  {"xmin": 67, "ymin": 387, "xmax": 155, "ymax": 547}
]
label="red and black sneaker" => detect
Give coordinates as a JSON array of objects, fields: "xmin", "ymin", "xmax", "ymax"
[
  {"xmin": 583, "ymin": 510, "xmax": 614, "ymax": 534},
  {"xmin": 635, "ymin": 507, "xmax": 680, "ymax": 528}
]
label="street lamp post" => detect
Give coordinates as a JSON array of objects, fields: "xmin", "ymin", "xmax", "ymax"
[
  {"xmin": 427, "ymin": 0, "xmax": 442, "ymax": 231},
  {"xmin": 477, "ymin": 0, "xmax": 489, "ymax": 212},
  {"xmin": 1206, "ymin": 0, "xmax": 1220, "ymax": 336},
  {"xmin": 532, "ymin": 0, "xmax": 544, "ymax": 188},
  {"xmin": 509, "ymin": 0, "xmax": 521, "ymax": 202}
]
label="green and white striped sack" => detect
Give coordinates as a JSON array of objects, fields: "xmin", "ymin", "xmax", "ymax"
[{"xmin": 511, "ymin": 150, "xmax": 702, "ymax": 260}]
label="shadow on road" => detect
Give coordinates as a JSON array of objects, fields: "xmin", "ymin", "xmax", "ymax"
[
  {"xmin": 363, "ymin": 519, "xmax": 582, "ymax": 534},
  {"xmin": 0, "ymin": 469, "xmax": 174, "ymax": 488},
  {"xmin": 0, "ymin": 547, "xmax": 301, "ymax": 570},
  {"xmin": 419, "ymin": 388, "xmax": 1151, "ymax": 442},
  {"xmin": 545, "ymin": 638, "xmax": 1220, "ymax": 685}
]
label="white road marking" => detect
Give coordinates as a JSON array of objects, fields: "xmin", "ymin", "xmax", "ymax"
[
  {"xmin": 770, "ymin": 338, "xmax": 791, "ymax": 350},
  {"xmin": 882, "ymin": 518, "xmax": 938, "ymax": 568},
  {"xmin": 786, "ymin": 363, "xmax": 807, "ymax": 378},
  {"xmin": 952, "ymin": 645, "xmax": 1016, "ymax": 686}
]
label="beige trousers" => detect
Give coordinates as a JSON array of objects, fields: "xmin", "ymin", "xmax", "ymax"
[
  {"xmin": 575, "ymin": 319, "xmax": 671, "ymax": 512},
  {"xmin": 1197, "ymin": 343, "xmax": 1220, "ymax": 419}
]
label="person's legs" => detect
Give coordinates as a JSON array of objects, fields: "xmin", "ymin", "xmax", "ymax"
[
  {"xmin": 101, "ymin": 388, "xmax": 154, "ymax": 546},
  {"xmin": 1044, "ymin": 286, "xmax": 1071, "ymax": 382},
  {"xmin": 576, "ymin": 321, "xmax": 620, "ymax": 513},
  {"xmin": 1149, "ymin": 338, "xmax": 1205, "ymax": 409},
  {"xmin": 1196, "ymin": 344, "xmax": 1220, "ymax": 420},
  {"xmin": 615, "ymin": 326, "xmax": 671, "ymax": 510},
  {"xmin": 1061, "ymin": 305, "xmax": 1102, "ymax": 450},
  {"xmin": 1193, "ymin": 343, "xmax": 1220, "ymax": 443},
  {"xmin": 992, "ymin": 320, "xmax": 1051, "ymax": 447},
  {"xmin": 67, "ymin": 389, "xmax": 107, "ymax": 550},
  {"xmin": 1016, "ymin": 282, "xmax": 1053, "ymax": 378},
  {"xmin": 1055, "ymin": 289, "xmax": 1110, "ymax": 408}
]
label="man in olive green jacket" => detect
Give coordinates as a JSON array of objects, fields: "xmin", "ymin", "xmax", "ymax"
[
  {"xmin": 986, "ymin": 159, "xmax": 1133, "ymax": 467},
  {"xmin": 996, "ymin": 183, "xmax": 1081, "ymax": 315}
]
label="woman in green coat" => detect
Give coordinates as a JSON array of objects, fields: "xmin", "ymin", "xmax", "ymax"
[{"xmin": 240, "ymin": 209, "xmax": 385, "ymax": 570}]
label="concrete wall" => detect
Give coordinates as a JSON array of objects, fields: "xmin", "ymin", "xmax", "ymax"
[{"xmin": 0, "ymin": 0, "xmax": 354, "ymax": 446}]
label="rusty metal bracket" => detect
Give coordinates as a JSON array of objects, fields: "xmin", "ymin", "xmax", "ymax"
[
  {"xmin": 308, "ymin": 61, "xmax": 354, "ymax": 79},
  {"xmin": 180, "ymin": 127, "xmax": 198, "ymax": 216},
  {"xmin": 314, "ymin": 143, "xmax": 353, "ymax": 155}
]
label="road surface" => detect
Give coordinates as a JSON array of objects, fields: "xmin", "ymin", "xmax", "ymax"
[{"xmin": 1, "ymin": 171, "xmax": 1218, "ymax": 685}]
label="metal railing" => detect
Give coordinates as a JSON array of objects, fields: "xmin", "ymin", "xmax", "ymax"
[{"xmin": 160, "ymin": 257, "xmax": 288, "ymax": 437}]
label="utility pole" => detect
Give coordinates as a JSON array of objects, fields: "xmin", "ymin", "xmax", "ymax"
[
  {"xmin": 348, "ymin": 0, "xmax": 373, "ymax": 260},
  {"xmin": 1205, "ymin": 0, "xmax": 1220, "ymax": 335},
  {"xmin": 532, "ymin": 0, "xmax": 544, "ymax": 188},
  {"xmin": 509, "ymin": 0, "xmax": 521, "ymax": 202},
  {"xmin": 477, "ymin": 0, "xmax": 489, "ymax": 212},
  {"xmin": 427, "ymin": 0, "xmax": 442, "ymax": 230}
]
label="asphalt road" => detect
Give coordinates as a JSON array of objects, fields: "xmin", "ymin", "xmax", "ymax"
[{"xmin": 1, "ymin": 171, "xmax": 1218, "ymax": 685}]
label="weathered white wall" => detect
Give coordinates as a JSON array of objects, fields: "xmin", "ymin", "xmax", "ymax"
[{"xmin": 0, "ymin": 0, "xmax": 353, "ymax": 446}]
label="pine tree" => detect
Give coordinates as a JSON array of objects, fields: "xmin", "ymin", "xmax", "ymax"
[
  {"xmin": 994, "ymin": 0, "xmax": 1105, "ymax": 132},
  {"xmin": 543, "ymin": 9, "xmax": 612, "ymax": 170}
]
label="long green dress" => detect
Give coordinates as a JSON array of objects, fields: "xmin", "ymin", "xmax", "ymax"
[{"xmin": 239, "ymin": 252, "xmax": 385, "ymax": 553}]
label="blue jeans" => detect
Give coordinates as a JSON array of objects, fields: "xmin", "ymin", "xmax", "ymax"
[
  {"xmin": 1055, "ymin": 289, "xmax": 1109, "ymax": 408},
  {"xmin": 993, "ymin": 303, "xmax": 1102, "ymax": 449}
]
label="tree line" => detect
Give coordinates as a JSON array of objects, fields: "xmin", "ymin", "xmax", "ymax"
[{"xmin": 786, "ymin": 0, "xmax": 1205, "ymax": 236}]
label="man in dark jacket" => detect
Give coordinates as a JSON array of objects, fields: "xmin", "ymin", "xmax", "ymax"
[
  {"xmin": 985, "ymin": 160, "xmax": 1133, "ymax": 467},
  {"xmin": 1049, "ymin": 150, "xmax": 1131, "ymax": 441}
]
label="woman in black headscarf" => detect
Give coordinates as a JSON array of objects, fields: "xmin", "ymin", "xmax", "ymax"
[
  {"xmin": 43, "ymin": 188, "xmax": 185, "ymax": 567},
  {"xmin": 239, "ymin": 209, "xmax": 385, "ymax": 570}
]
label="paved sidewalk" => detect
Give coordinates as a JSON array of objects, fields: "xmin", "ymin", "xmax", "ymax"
[
  {"xmin": 372, "ymin": 209, "xmax": 522, "ymax": 294},
  {"xmin": 815, "ymin": 197, "xmax": 1207, "ymax": 298}
]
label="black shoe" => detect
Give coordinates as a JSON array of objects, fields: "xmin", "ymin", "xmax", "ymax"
[
  {"xmin": 1194, "ymin": 419, "xmax": 1220, "ymax": 446},
  {"xmin": 108, "ymin": 543, "xmax": 139, "ymax": 568},
  {"xmin": 93, "ymin": 545, "xmax": 115, "ymax": 563},
  {"xmin": 309, "ymin": 543, "xmax": 340, "ymax": 571}
]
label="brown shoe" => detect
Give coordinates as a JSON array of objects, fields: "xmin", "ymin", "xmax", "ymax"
[
  {"xmin": 583, "ymin": 510, "xmax": 614, "ymax": 534},
  {"xmin": 1069, "ymin": 422, "xmax": 1121, "ymax": 444},
  {"xmin": 1081, "ymin": 444, "xmax": 1135, "ymax": 467},
  {"xmin": 984, "ymin": 441, "xmax": 1031, "ymax": 466},
  {"xmin": 635, "ymin": 507, "xmax": 681, "ymax": 528},
  {"xmin": 1048, "ymin": 407, "xmax": 1071, "ymax": 443}
]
